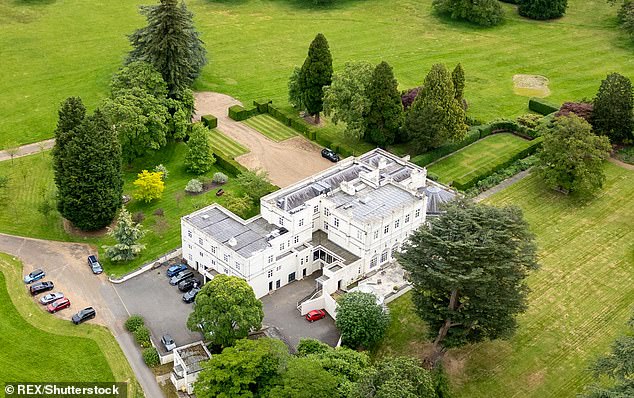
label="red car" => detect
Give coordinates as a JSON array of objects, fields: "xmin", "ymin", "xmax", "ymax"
[
  {"xmin": 47, "ymin": 298, "xmax": 71, "ymax": 313},
  {"xmin": 305, "ymin": 309, "xmax": 326, "ymax": 322}
]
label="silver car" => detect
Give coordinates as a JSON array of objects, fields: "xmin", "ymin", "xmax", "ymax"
[
  {"xmin": 161, "ymin": 334, "xmax": 176, "ymax": 351},
  {"xmin": 39, "ymin": 292, "xmax": 64, "ymax": 305}
]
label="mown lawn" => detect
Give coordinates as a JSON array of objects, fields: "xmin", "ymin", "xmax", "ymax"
[
  {"xmin": 1, "ymin": 0, "xmax": 633, "ymax": 149},
  {"xmin": 0, "ymin": 143, "xmax": 260, "ymax": 277},
  {"xmin": 427, "ymin": 133, "xmax": 533, "ymax": 184},
  {"xmin": 208, "ymin": 128, "xmax": 249, "ymax": 158},
  {"xmin": 243, "ymin": 114, "xmax": 298, "ymax": 142},
  {"xmin": 374, "ymin": 163, "xmax": 634, "ymax": 398},
  {"xmin": 0, "ymin": 253, "xmax": 142, "ymax": 397}
]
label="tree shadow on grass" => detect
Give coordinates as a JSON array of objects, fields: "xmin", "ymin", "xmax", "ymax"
[{"xmin": 13, "ymin": 0, "xmax": 56, "ymax": 6}]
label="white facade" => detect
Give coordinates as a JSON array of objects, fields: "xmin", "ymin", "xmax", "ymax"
[
  {"xmin": 181, "ymin": 149, "xmax": 453, "ymax": 317},
  {"xmin": 170, "ymin": 342, "xmax": 212, "ymax": 394}
]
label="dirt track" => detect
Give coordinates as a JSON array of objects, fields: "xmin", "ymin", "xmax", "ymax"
[{"xmin": 194, "ymin": 92, "xmax": 333, "ymax": 187}]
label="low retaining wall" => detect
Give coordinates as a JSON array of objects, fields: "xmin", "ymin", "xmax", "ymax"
[{"xmin": 109, "ymin": 248, "xmax": 182, "ymax": 284}]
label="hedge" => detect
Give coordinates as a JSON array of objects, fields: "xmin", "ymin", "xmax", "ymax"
[
  {"xmin": 133, "ymin": 326, "xmax": 152, "ymax": 348},
  {"xmin": 411, "ymin": 129, "xmax": 481, "ymax": 167},
  {"xmin": 529, "ymin": 97, "xmax": 559, "ymax": 116},
  {"xmin": 201, "ymin": 115, "xmax": 218, "ymax": 129},
  {"xmin": 452, "ymin": 137, "xmax": 543, "ymax": 191},
  {"xmin": 213, "ymin": 151, "xmax": 246, "ymax": 176},
  {"xmin": 268, "ymin": 105, "xmax": 292, "ymax": 126},
  {"xmin": 228, "ymin": 105, "xmax": 259, "ymax": 121},
  {"xmin": 142, "ymin": 347, "xmax": 160, "ymax": 367},
  {"xmin": 253, "ymin": 99, "xmax": 272, "ymax": 113},
  {"xmin": 124, "ymin": 315, "xmax": 144, "ymax": 332}
]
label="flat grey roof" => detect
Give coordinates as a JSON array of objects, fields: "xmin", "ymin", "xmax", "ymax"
[
  {"xmin": 186, "ymin": 207, "xmax": 277, "ymax": 258},
  {"xmin": 176, "ymin": 343, "xmax": 211, "ymax": 374},
  {"xmin": 311, "ymin": 230, "xmax": 360, "ymax": 264}
]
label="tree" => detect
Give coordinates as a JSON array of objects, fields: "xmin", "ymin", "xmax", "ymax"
[
  {"xmin": 56, "ymin": 110, "xmax": 123, "ymax": 231},
  {"xmin": 519, "ymin": 0, "xmax": 568, "ymax": 20},
  {"xmin": 110, "ymin": 61, "xmax": 169, "ymax": 99},
  {"xmin": 592, "ymin": 72, "xmax": 634, "ymax": 143},
  {"xmin": 580, "ymin": 312, "xmax": 634, "ymax": 398},
  {"xmin": 537, "ymin": 115, "xmax": 611, "ymax": 197},
  {"xmin": 335, "ymin": 291, "xmax": 390, "ymax": 350},
  {"xmin": 128, "ymin": 0, "xmax": 207, "ymax": 95},
  {"xmin": 432, "ymin": 0, "xmax": 504, "ymax": 26},
  {"xmin": 187, "ymin": 274, "xmax": 264, "ymax": 347},
  {"xmin": 356, "ymin": 357, "xmax": 436, "ymax": 398},
  {"xmin": 288, "ymin": 67, "xmax": 303, "ymax": 110},
  {"xmin": 305, "ymin": 346, "xmax": 370, "ymax": 397},
  {"xmin": 398, "ymin": 199, "xmax": 539, "ymax": 366},
  {"xmin": 194, "ymin": 338, "xmax": 289, "ymax": 398},
  {"xmin": 103, "ymin": 208, "xmax": 146, "ymax": 261},
  {"xmin": 235, "ymin": 169, "xmax": 274, "ymax": 202},
  {"xmin": 223, "ymin": 192, "xmax": 253, "ymax": 217},
  {"xmin": 323, "ymin": 61, "xmax": 374, "ymax": 140},
  {"xmin": 185, "ymin": 123, "xmax": 216, "ymax": 174},
  {"xmin": 555, "ymin": 101, "xmax": 594, "ymax": 122},
  {"xmin": 267, "ymin": 357, "xmax": 339, "ymax": 398},
  {"xmin": 299, "ymin": 33, "xmax": 333, "ymax": 123},
  {"xmin": 451, "ymin": 63, "xmax": 465, "ymax": 104},
  {"xmin": 364, "ymin": 61, "xmax": 404, "ymax": 147},
  {"xmin": 404, "ymin": 64, "xmax": 467, "ymax": 151},
  {"xmin": 133, "ymin": 170, "xmax": 165, "ymax": 202}
]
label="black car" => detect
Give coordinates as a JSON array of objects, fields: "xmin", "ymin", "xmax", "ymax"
[
  {"xmin": 87, "ymin": 255, "xmax": 103, "ymax": 274},
  {"xmin": 30, "ymin": 281, "xmax": 54, "ymax": 296},
  {"xmin": 183, "ymin": 287, "xmax": 201, "ymax": 304},
  {"xmin": 178, "ymin": 278, "xmax": 200, "ymax": 292},
  {"xmin": 169, "ymin": 270, "xmax": 194, "ymax": 286},
  {"xmin": 72, "ymin": 307, "xmax": 96, "ymax": 325},
  {"xmin": 321, "ymin": 148, "xmax": 340, "ymax": 162}
]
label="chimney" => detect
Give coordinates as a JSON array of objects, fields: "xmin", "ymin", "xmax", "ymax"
[
  {"xmin": 360, "ymin": 169, "xmax": 380, "ymax": 188},
  {"xmin": 409, "ymin": 169, "xmax": 427, "ymax": 190},
  {"xmin": 228, "ymin": 237, "xmax": 237, "ymax": 247},
  {"xmin": 340, "ymin": 180, "xmax": 356, "ymax": 196},
  {"xmin": 378, "ymin": 157, "xmax": 388, "ymax": 170}
]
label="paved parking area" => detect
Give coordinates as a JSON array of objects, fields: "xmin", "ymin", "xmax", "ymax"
[
  {"xmin": 261, "ymin": 275, "xmax": 340, "ymax": 350},
  {"xmin": 112, "ymin": 267, "xmax": 203, "ymax": 354}
]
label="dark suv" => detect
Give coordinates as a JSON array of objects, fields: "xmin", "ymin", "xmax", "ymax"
[
  {"xmin": 30, "ymin": 281, "xmax": 54, "ymax": 296},
  {"xmin": 321, "ymin": 148, "xmax": 340, "ymax": 162},
  {"xmin": 169, "ymin": 270, "xmax": 194, "ymax": 286},
  {"xmin": 87, "ymin": 255, "xmax": 103, "ymax": 274},
  {"xmin": 72, "ymin": 307, "xmax": 96, "ymax": 325},
  {"xmin": 178, "ymin": 278, "xmax": 200, "ymax": 292}
]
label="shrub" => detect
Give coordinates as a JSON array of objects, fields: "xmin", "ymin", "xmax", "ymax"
[
  {"xmin": 213, "ymin": 152, "xmax": 246, "ymax": 176},
  {"xmin": 401, "ymin": 87, "xmax": 421, "ymax": 110},
  {"xmin": 618, "ymin": 1, "xmax": 634, "ymax": 39},
  {"xmin": 201, "ymin": 114, "xmax": 218, "ymax": 129},
  {"xmin": 519, "ymin": 0, "xmax": 568, "ymax": 20},
  {"xmin": 529, "ymin": 97, "xmax": 559, "ymax": 115},
  {"xmin": 253, "ymin": 99, "xmax": 271, "ymax": 113},
  {"xmin": 268, "ymin": 105, "xmax": 292, "ymax": 126},
  {"xmin": 124, "ymin": 315, "xmax": 144, "ymax": 332},
  {"xmin": 228, "ymin": 105, "xmax": 247, "ymax": 121},
  {"xmin": 133, "ymin": 326, "xmax": 151, "ymax": 348},
  {"xmin": 133, "ymin": 170, "xmax": 165, "ymax": 202},
  {"xmin": 153, "ymin": 208, "xmax": 164, "ymax": 217},
  {"xmin": 199, "ymin": 176, "xmax": 213, "ymax": 190},
  {"xmin": 142, "ymin": 347, "xmax": 160, "ymax": 367},
  {"xmin": 153, "ymin": 164, "xmax": 169, "ymax": 180},
  {"xmin": 185, "ymin": 178, "xmax": 203, "ymax": 193},
  {"xmin": 556, "ymin": 102, "xmax": 593, "ymax": 122},
  {"xmin": 132, "ymin": 211, "xmax": 145, "ymax": 224},
  {"xmin": 466, "ymin": 155, "xmax": 538, "ymax": 197},
  {"xmin": 433, "ymin": 0, "xmax": 504, "ymax": 27},
  {"xmin": 185, "ymin": 123, "xmax": 216, "ymax": 174},
  {"xmin": 212, "ymin": 172, "xmax": 228, "ymax": 184},
  {"xmin": 516, "ymin": 114, "xmax": 542, "ymax": 129}
]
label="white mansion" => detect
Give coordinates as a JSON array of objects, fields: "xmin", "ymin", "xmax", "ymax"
[{"xmin": 180, "ymin": 148, "xmax": 454, "ymax": 317}]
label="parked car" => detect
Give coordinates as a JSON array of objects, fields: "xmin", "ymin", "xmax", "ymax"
[
  {"xmin": 178, "ymin": 278, "xmax": 200, "ymax": 292},
  {"xmin": 161, "ymin": 334, "xmax": 176, "ymax": 351},
  {"xmin": 305, "ymin": 309, "xmax": 326, "ymax": 322},
  {"xmin": 87, "ymin": 255, "xmax": 103, "ymax": 274},
  {"xmin": 72, "ymin": 307, "xmax": 96, "ymax": 325},
  {"xmin": 23, "ymin": 269, "xmax": 45, "ymax": 284},
  {"xmin": 321, "ymin": 148, "xmax": 340, "ymax": 162},
  {"xmin": 47, "ymin": 297, "xmax": 71, "ymax": 313},
  {"xmin": 166, "ymin": 263, "xmax": 188, "ymax": 278},
  {"xmin": 183, "ymin": 287, "xmax": 201, "ymax": 303},
  {"xmin": 30, "ymin": 281, "xmax": 54, "ymax": 296},
  {"xmin": 39, "ymin": 292, "xmax": 64, "ymax": 305},
  {"xmin": 169, "ymin": 270, "xmax": 194, "ymax": 286}
]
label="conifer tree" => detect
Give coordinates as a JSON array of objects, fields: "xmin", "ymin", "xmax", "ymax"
[
  {"xmin": 451, "ymin": 63, "xmax": 466, "ymax": 104},
  {"xmin": 592, "ymin": 72, "xmax": 634, "ymax": 143},
  {"xmin": 519, "ymin": 0, "xmax": 568, "ymax": 20},
  {"xmin": 128, "ymin": 0, "xmax": 207, "ymax": 95},
  {"xmin": 299, "ymin": 33, "xmax": 333, "ymax": 123},
  {"xmin": 104, "ymin": 208, "xmax": 146, "ymax": 262},
  {"xmin": 364, "ymin": 61, "xmax": 403, "ymax": 147},
  {"xmin": 185, "ymin": 123, "xmax": 216, "ymax": 174}
]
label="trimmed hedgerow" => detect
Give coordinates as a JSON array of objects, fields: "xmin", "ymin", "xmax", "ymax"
[
  {"xmin": 201, "ymin": 115, "xmax": 217, "ymax": 129},
  {"xmin": 213, "ymin": 152, "xmax": 246, "ymax": 176},
  {"xmin": 529, "ymin": 97, "xmax": 560, "ymax": 115},
  {"xmin": 133, "ymin": 326, "xmax": 152, "ymax": 348},
  {"xmin": 465, "ymin": 155, "xmax": 538, "ymax": 197},
  {"xmin": 142, "ymin": 347, "xmax": 160, "ymax": 367},
  {"xmin": 411, "ymin": 128, "xmax": 481, "ymax": 167}
]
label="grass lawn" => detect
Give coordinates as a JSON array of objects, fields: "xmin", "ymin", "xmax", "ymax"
[
  {"xmin": 243, "ymin": 114, "xmax": 298, "ymax": 142},
  {"xmin": 208, "ymin": 128, "xmax": 249, "ymax": 158},
  {"xmin": 374, "ymin": 163, "xmax": 634, "ymax": 398},
  {"xmin": 2, "ymin": 1, "xmax": 633, "ymax": 149},
  {"xmin": 0, "ymin": 143, "xmax": 260, "ymax": 277},
  {"xmin": 427, "ymin": 133, "xmax": 533, "ymax": 184},
  {"xmin": 0, "ymin": 253, "xmax": 142, "ymax": 397}
]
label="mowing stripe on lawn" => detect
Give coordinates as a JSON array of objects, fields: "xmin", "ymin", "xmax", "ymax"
[
  {"xmin": 243, "ymin": 115, "xmax": 297, "ymax": 142},
  {"xmin": 208, "ymin": 129, "xmax": 248, "ymax": 158}
]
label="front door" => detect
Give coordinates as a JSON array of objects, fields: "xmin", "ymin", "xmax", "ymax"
[
  {"xmin": 288, "ymin": 272, "xmax": 296, "ymax": 283},
  {"xmin": 269, "ymin": 281, "xmax": 273, "ymax": 291},
  {"xmin": 276, "ymin": 280, "xmax": 281, "ymax": 289}
]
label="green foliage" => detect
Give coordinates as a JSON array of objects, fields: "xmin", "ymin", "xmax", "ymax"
[
  {"xmin": 617, "ymin": 1, "xmax": 634, "ymax": 39},
  {"xmin": 356, "ymin": 357, "xmax": 436, "ymax": 398},
  {"xmin": 452, "ymin": 63, "xmax": 465, "ymax": 103},
  {"xmin": 267, "ymin": 357, "xmax": 339, "ymax": 398},
  {"xmin": 516, "ymin": 113, "xmax": 542, "ymax": 129},
  {"xmin": 212, "ymin": 172, "xmax": 229, "ymax": 184},
  {"xmin": 110, "ymin": 61, "xmax": 169, "ymax": 99},
  {"xmin": 537, "ymin": 114, "xmax": 611, "ymax": 197},
  {"xmin": 187, "ymin": 274, "xmax": 264, "ymax": 347},
  {"xmin": 465, "ymin": 155, "xmax": 539, "ymax": 197},
  {"xmin": 127, "ymin": 0, "xmax": 207, "ymax": 95},
  {"xmin": 54, "ymin": 109, "xmax": 123, "ymax": 231},
  {"xmin": 194, "ymin": 338, "xmax": 289, "ymax": 398},
  {"xmin": 296, "ymin": 339, "xmax": 330, "ymax": 356},
  {"xmin": 133, "ymin": 170, "xmax": 165, "ymax": 202},
  {"xmin": 398, "ymin": 200, "xmax": 538, "ymax": 359},
  {"xmin": 142, "ymin": 347, "xmax": 160, "ymax": 367},
  {"xmin": 433, "ymin": 0, "xmax": 504, "ymax": 26},
  {"xmin": 201, "ymin": 115, "xmax": 218, "ymax": 129},
  {"xmin": 235, "ymin": 169, "xmax": 274, "ymax": 202},
  {"xmin": 288, "ymin": 67, "xmax": 304, "ymax": 111},
  {"xmin": 299, "ymin": 33, "xmax": 333, "ymax": 121},
  {"xmin": 124, "ymin": 315, "xmax": 145, "ymax": 332},
  {"xmin": 335, "ymin": 291, "xmax": 390, "ymax": 350},
  {"xmin": 528, "ymin": 97, "xmax": 560, "ymax": 116},
  {"xmin": 185, "ymin": 178, "xmax": 203, "ymax": 193},
  {"xmin": 213, "ymin": 152, "xmax": 247, "ymax": 176},
  {"xmin": 364, "ymin": 61, "xmax": 404, "ymax": 147},
  {"xmin": 405, "ymin": 64, "xmax": 467, "ymax": 152},
  {"xmin": 103, "ymin": 208, "xmax": 146, "ymax": 262},
  {"xmin": 153, "ymin": 164, "xmax": 169, "ymax": 180},
  {"xmin": 223, "ymin": 192, "xmax": 253, "ymax": 217},
  {"xmin": 615, "ymin": 145, "xmax": 634, "ymax": 164},
  {"xmin": 592, "ymin": 72, "xmax": 634, "ymax": 143},
  {"xmin": 411, "ymin": 129, "xmax": 480, "ymax": 167},
  {"xmin": 133, "ymin": 326, "xmax": 151, "ymax": 348},
  {"xmin": 185, "ymin": 124, "xmax": 216, "ymax": 174},
  {"xmin": 323, "ymin": 61, "xmax": 374, "ymax": 140},
  {"xmin": 305, "ymin": 346, "xmax": 370, "ymax": 396},
  {"xmin": 519, "ymin": 0, "xmax": 568, "ymax": 20}
]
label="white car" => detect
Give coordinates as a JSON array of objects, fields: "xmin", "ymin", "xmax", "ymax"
[{"xmin": 40, "ymin": 292, "xmax": 64, "ymax": 305}]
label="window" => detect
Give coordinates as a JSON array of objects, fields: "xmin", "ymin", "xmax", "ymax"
[
  {"xmin": 299, "ymin": 218, "xmax": 304, "ymax": 227},
  {"xmin": 391, "ymin": 245, "xmax": 398, "ymax": 258},
  {"xmin": 280, "ymin": 243, "xmax": 285, "ymax": 251},
  {"xmin": 198, "ymin": 238, "xmax": 203, "ymax": 245},
  {"xmin": 223, "ymin": 254, "xmax": 229, "ymax": 262},
  {"xmin": 224, "ymin": 268, "xmax": 229, "ymax": 274},
  {"xmin": 357, "ymin": 229, "xmax": 363, "ymax": 240},
  {"xmin": 374, "ymin": 230, "xmax": 379, "ymax": 239},
  {"xmin": 276, "ymin": 280, "xmax": 281, "ymax": 288},
  {"xmin": 333, "ymin": 218, "xmax": 339, "ymax": 228},
  {"xmin": 199, "ymin": 252, "xmax": 204, "ymax": 257},
  {"xmin": 268, "ymin": 255, "xmax": 274, "ymax": 264},
  {"xmin": 314, "ymin": 205, "xmax": 319, "ymax": 214},
  {"xmin": 370, "ymin": 256, "xmax": 378, "ymax": 268},
  {"xmin": 384, "ymin": 225, "xmax": 389, "ymax": 234},
  {"xmin": 235, "ymin": 262, "xmax": 241, "ymax": 270},
  {"xmin": 211, "ymin": 259, "xmax": 216, "ymax": 265},
  {"xmin": 306, "ymin": 255, "xmax": 309, "ymax": 263},
  {"xmin": 301, "ymin": 258, "xmax": 304, "ymax": 265},
  {"xmin": 188, "ymin": 254, "xmax": 193, "ymax": 261},
  {"xmin": 288, "ymin": 272, "xmax": 296, "ymax": 282},
  {"xmin": 415, "ymin": 208, "xmax": 421, "ymax": 218},
  {"xmin": 395, "ymin": 219, "xmax": 400, "ymax": 228},
  {"xmin": 188, "ymin": 244, "xmax": 192, "ymax": 249},
  {"xmin": 267, "ymin": 270, "xmax": 273, "ymax": 278},
  {"xmin": 279, "ymin": 217, "xmax": 284, "ymax": 226},
  {"xmin": 294, "ymin": 236, "xmax": 299, "ymax": 244},
  {"xmin": 187, "ymin": 231, "xmax": 192, "ymax": 238},
  {"xmin": 324, "ymin": 208, "xmax": 330, "ymax": 216},
  {"xmin": 381, "ymin": 250, "xmax": 388, "ymax": 263},
  {"xmin": 405, "ymin": 214, "xmax": 410, "ymax": 223},
  {"xmin": 276, "ymin": 265, "xmax": 282, "ymax": 271},
  {"xmin": 324, "ymin": 222, "xmax": 329, "ymax": 231},
  {"xmin": 211, "ymin": 246, "xmax": 216, "ymax": 254}
]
